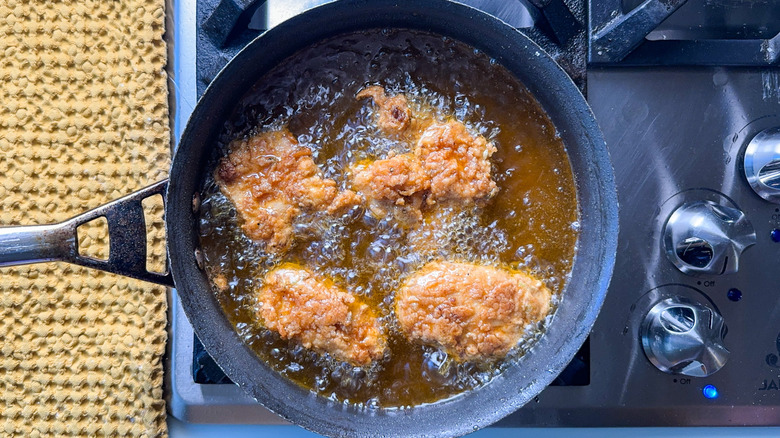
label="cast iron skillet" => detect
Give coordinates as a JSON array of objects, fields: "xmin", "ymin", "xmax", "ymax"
[{"xmin": 0, "ymin": 0, "xmax": 618, "ymax": 436}]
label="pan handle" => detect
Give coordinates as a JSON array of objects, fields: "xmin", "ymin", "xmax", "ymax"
[{"xmin": 0, "ymin": 180, "xmax": 174, "ymax": 287}]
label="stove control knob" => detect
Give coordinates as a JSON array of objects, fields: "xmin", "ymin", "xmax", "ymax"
[
  {"xmin": 744, "ymin": 127, "xmax": 780, "ymax": 203},
  {"xmin": 641, "ymin": 297, "xmax": 729, "ymax": 377},
  {"xmin": 663, "ymin": 200, "xmax": 755, "ymax": 275}
]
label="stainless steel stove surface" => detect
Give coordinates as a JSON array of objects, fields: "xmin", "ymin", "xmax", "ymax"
[{"xmin": 165, "ymin": 0, "xmax": 780, "ymax": 428}]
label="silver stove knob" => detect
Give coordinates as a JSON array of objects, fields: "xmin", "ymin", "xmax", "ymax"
[
  {"xmin": 641, "ymin": 297, "xmax": 729, "ymax": 377},
  {"xmin": 744, "ymin": 127, "xmax": 780, "ymax": 203},
  {"xmin": 663, "ymin": 200, "xmax": 755, "ymax": 275}
]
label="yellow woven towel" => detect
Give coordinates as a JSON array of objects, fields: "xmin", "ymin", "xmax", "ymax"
[{"xmin": 0, "ymin": 0, "xmax": 170, "ymax": 436}]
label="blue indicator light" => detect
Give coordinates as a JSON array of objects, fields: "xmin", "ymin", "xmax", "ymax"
[
  {"xmin": 703, "ymin": 384, "xmax": 719, "ymax": 399},
  {"xmin": 771, "ymin": 229, "xmax": 780, "ymax": 243},
  {"xmin": 727, "ymin": 288, "xmax": 742, "ymax": 302}
]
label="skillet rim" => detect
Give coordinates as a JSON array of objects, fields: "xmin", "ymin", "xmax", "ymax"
[{"xmin": 167, "ymin": 0, "xmax": 618, "ymax": 436}]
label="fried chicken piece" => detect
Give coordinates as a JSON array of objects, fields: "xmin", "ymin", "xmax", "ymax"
[
  {"xmin": 416, "ymin": 120, "xmax": 498, "ymax": 202},
  {"xmin": 351, "ymin": 88, "xmax": 497, "ymax": 225},
  {"xmin": 395, "ymin": 261, "xmax": 551, "ymax": 362},
  {"xmin": 257, "ymin": 264, "xmax": 387, "ymax": 366},
  {"xmin": 357, "ymin": 85, "xmax": 412, "ymax": 133},
  {"xmin": 215, "ymin": 129, "xmax": 360, "ymax": 253},
  {"xmin": 351, "ymin": 153, "xmax": 429, "ymax": 202},
  {"xmin": 348, "ymin": 119, "xmax": 497, "ymax": 220},
  {"xmin": 350, "ymin": 153, "xmax": 430, "ymax": 222},
  {"xmin": 329, "ymin": 189, "xmax": 364, "ymax": 214}
]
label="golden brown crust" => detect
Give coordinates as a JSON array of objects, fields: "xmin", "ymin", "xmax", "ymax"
[
  {"xmin": 351, "ymin": 153, "xmax": 429, "ymax": 202},
  {"xmin": 257, "ymin": 264, "xmax": 387, "ymax": 366},
  {"xmin": 350, "ymin": 87, "xmax": 498, "ymax": 222},
  {"xmin": 357, "ymin": 85, "xmax": 412, "ymax": 133},
  {"xmin": 212, "ymin": 273, "xmax": 229, "ymax": 292},
  {"xmin": 416, "ymin": 120, "xmax": 498, "ymax": 202},
  {"xmin": 349, "ymin": 153, "xmax": 430, "ymax": 222},
  {"xmin": 394, "ymin": 261, "xmax": 551, "ymax": 361},
  {"xmin": 327, "ymin": 189, "xmax": 363, "ymax": 214},
  {"xmin": 214, "ymin": 129, "xmax": 360, "ymax": 253}
]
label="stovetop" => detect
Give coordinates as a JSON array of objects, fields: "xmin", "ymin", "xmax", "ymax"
[{"xmin": 165, "ymin": 0, "xmax": 780, "ymax": 427}]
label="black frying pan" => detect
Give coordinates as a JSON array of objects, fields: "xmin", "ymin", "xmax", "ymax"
[{"xmin": 0, "ymin": 1, "xmax": 618, "ymax": 436}]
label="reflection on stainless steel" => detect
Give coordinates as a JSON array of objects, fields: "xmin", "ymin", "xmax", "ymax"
[
  {"xmin": 744, "ymin": 127, "xmax": 780, "ymax": 203},
  {"xmin": 674, "ymin": 237, "xmax": 713, "ymax": 269},
  {"xmin": 580, "ymin": 69, "xmax": 780, "ymax": 427},
  {"xmin": 764, "ymin": 71, "xmax": 780, "ymax": 104},
  {"xmin": 249, "ymin": 0, "xmax": 535, "ymax": 31},
  {"xmin": 249, "ymin": 0, "xmax": 333, "ymax": 30},
  {"xmin": 641, "ymin": 297, "xmax": 729, "ymax": 377},
  {"xmin": 663, "ymin": 200, "xmax": 756, "ymax": 275},
  {"xmin": 759, "ymin": 161, "xmax": 780, "ymax": 189},
  {"xmin": 624, "ymin": 0, "xmax": 780, "ymax": 40}
]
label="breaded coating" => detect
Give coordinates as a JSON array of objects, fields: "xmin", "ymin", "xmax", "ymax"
[
  {"xmin": 395, "ymin": 261, "xmax": 551, "ymax": 362},
  {"xmin": 347, "ymin": 120, "xmax": 498, "ymax": 221},
  {"xmin": 348, "ymin": 115, "xmax": 497, "ymax": 222},
  {"xmin": 212, "ymin": 272, "xmax": 229, "ymax": 292},
  {"xmin": 357, "ymin": 85, "xmax": 412, "ymax": 133},
  {"xmin": 350, "ymin": 153, "xmax": 430, "ymax": 221},
  {"xmin": 351, "ymin": 153, "xmax": 429, "ymax": 202},
  {"xmin": 417, "ymin": 120, "xmax": 498, "ymax": 202},
  {"xmin": 215, "ymin": 129, "xmax": 360, "ymax": 253},
  {"xmin": 329, "ymin": 189, "xmax": 364, "ymax": 214},
  {"xmin": 257, "ymin": 264, "xmax": 387, "ymax": 366}
]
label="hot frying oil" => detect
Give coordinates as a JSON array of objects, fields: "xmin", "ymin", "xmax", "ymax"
[{"xmin": 198, "ymin": 29, "xmax": 578, "ymax": 408}]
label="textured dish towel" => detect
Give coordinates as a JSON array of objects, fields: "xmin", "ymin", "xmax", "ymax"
[{"xmin": 0, "ymin": 0, "xmax": 170, "ymax": 436}]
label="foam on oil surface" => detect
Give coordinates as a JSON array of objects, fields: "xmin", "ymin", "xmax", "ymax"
[{"xmin": 198, "ymin": 28, "xmax": 579, "ymax": 408}]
